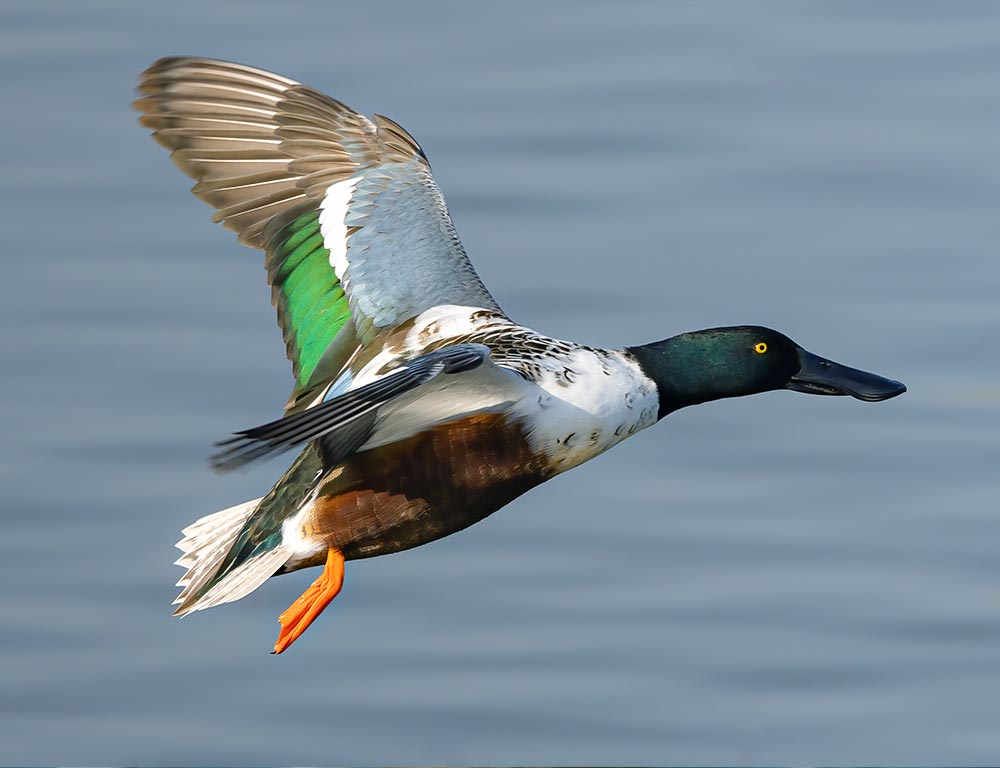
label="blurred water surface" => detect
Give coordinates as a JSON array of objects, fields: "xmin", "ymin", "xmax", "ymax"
[{"xmin": 1, "ymin": 1, "xmax": 999, "ymax": 764}]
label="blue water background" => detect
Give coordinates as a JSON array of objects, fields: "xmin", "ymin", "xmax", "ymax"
[{"xmin": 1, "ymin": 1, "xmax": 999, "ymax": 763}]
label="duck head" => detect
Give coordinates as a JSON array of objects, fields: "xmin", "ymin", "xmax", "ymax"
[{"xmin": 627, "ymin": 326, "xmax": 906, "ymax": 418}]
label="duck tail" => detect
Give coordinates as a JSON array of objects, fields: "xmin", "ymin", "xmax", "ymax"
[{"xmin": 173, "ymin": 497, "xmax": 288, "ymax": 616}]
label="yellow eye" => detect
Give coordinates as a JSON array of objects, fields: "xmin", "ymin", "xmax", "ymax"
[{"xmin": 754, "ymin": 342, "xmax": 768, "ymax": 354}]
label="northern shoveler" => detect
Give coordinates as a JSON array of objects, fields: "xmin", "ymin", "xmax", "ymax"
[{"xmin": 136, "ymin": 58, "xmax": 906, "ymax": 654}]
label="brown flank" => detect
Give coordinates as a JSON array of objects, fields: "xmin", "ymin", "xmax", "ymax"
[{"xmin": 298, "ymin": 412, "xmax": 549, "ymax": 561}]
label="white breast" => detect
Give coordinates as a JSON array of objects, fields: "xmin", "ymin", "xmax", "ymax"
[{"xmin": 513, "ymin": 347, "xmax": 659, "ymax": 474}]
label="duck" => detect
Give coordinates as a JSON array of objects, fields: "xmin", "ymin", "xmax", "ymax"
[{"xmin": 135, "ymin": 57, "xmax": 906, "ymax": 654}]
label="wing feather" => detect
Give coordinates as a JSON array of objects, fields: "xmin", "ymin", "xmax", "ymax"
[
  {"xmin": 136, "ymin": 57, "xmax": 502, "ymax": 404},
  {"xmin": 211, "ymin": 344, "xmax": 489, "ymax": 472}
]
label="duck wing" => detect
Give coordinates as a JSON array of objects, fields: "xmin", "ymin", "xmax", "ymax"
[
  {"xmin": 135, "ymin": 57, "xmax": 502, "ymax": 409},
  {"xmin": 210, "ymin": 344, "xmax": 499, "ymax": 472}
]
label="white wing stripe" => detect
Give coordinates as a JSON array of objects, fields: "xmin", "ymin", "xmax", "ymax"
[{"xmin": 319, "ymin": 175, "xmax": 363, "ymax": 282}]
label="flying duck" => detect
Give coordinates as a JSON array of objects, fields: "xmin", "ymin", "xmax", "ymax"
[{"xmin": 135, "ymin": 57, "xmax": 906, "ymax": 654}]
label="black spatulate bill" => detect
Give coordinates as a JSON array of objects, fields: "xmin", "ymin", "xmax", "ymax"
[{"xmin": 787, "ymin": 348, "xmax": 906, "ymax": 402}]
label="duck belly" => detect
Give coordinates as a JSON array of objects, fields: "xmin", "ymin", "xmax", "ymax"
[{"xmin": 299, "ymin": 412, "xmax": 547, "ymax": 560}]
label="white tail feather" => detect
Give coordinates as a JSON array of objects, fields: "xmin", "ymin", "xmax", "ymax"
[
  {"xmin": 185, "ymin": 545, "xmax": 291, "ymax": 614},
  {"xmin": 173, "ymin": 498, "xmax": 284, "ymax": 615}
]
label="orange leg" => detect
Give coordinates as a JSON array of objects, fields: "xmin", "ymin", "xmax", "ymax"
[{"xmin": 272, "ymin": 547, "xmax": 345, "ymax": 655}]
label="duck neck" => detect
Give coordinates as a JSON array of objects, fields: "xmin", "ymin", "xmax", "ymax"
[{"xmin": 626, "ymin": 331, "xmax": 754, "ymax": 418}]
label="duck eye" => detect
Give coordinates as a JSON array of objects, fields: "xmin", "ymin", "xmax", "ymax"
[{"xmin": 754, "ymin": 342, "xmax": 768, "ymax": 354}]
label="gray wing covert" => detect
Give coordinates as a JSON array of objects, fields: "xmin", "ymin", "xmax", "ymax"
[{"xmin": 333, "ymin": 157, "xmax": 502, "ymax": 344}]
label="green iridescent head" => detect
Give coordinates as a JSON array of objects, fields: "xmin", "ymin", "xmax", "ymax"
[{"xmin": 628, "ymin": 325, "xmax": 906, "ymax": 418}]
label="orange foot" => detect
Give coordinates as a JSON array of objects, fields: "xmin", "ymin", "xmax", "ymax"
[{"xmin": 273, "ymin": 547, "xmax": 345, "ymax": 654}]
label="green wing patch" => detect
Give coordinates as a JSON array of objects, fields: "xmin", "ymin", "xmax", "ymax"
[{"xmin": 268, "ymin": 209, "xmax": 352, "ymax": 388}]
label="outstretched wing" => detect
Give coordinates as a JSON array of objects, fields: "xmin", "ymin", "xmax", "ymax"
[
  {"xmin": 211, "ymin": 344, "xmax": 490, "ymax": 472},
  {"xmin": 135, "ymin": 57, "xmax": 502, "ymax": 405}
]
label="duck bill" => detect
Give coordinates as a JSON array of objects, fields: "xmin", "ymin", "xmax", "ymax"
[{"xmin": 786, "ymin": 348, "xmax": 906, "ymax": 402}]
